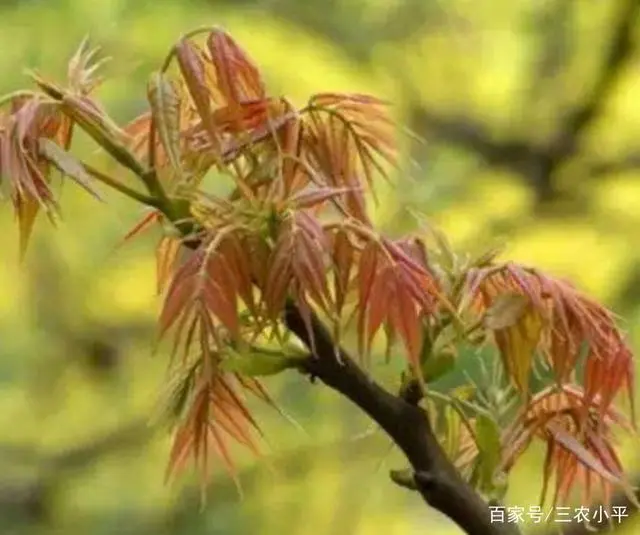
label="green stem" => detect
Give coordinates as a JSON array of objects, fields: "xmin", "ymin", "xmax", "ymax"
[
  {"xmin": 141, "ymin": 170, "xmax": 197, "ymax": 238},
  {"xmin": 83, "ymin": 163, "xmax": 159, "ymax": 208},
  {"xmin": 424, "ymin": 389, "xmax": 493, "ymax": 421}
]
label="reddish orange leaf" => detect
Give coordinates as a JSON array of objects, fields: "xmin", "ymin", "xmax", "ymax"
[
  {"xmin": 388, "ymin": 280, "xmax": 423, "ymax": 374},
  {"xmin": 264, "ymin": 228, "xmax": 294, "ymax": 319},
  {"xmin": 175, "ymin": 39, "xmax": 220, "ymax": 152},
  {"xmin": 290, "ymin": 186, "xmax": 357, "ymax": 210},
  {"xmin": 206, "ymin": 29, "xmax": 265, "ymax": 114},
  {"xmin": 156, "ymin": 235, "xmax": 182, "ymax": 295},
  {"xmin": 465, "ymin": 262, "xmax": 635, "ymax": 423},
  {"xmin": 332, "ymin": 228, "xmax": 354, "ymax": 316},
  {"xmin": 502, "ymin": 385, "xmax": 636, "ymax": 509}
]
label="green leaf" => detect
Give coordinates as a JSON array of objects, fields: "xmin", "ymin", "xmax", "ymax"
[
  {"xmin": 419, "ymin": 320, "xmax": 464, "ymax": 384},
  {"xmin": 419, "ymin": 325, "xmax": 433, "ymax": 363},
  {"xmin": 443, "ymin": 403, "xmax": 461, "ymax": 458},
  {"xmin": 147, "ymin": 71, "xmax": 182, "ymax": 175},
  {"xmin": 220, "ymin": 346, "xmax": 303, "ymax": 377},
  {"xmin": 484, "ymin": 292, "xmax": 528, "ymax": 330},
  {"xmin": 152, "ymin": 359, "xmax": 199, "ymax": 425},
  {"xmin": 473, "ymin": 414, "xmax": 503, "ymax": 494},
  {"xmin": 422, "ymin": 348, "xmax": 456, "ymax": 384},
  {"xmin": 38, "ymin": 137, "xmax": 103, "ymax": 201}
]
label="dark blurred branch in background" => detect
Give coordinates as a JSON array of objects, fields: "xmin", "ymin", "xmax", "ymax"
[
  {"xmin": 0, "ymin": 420, "xmax": 151, "ymax": 471},
  {"xmin": 408, "ymin": 0, "xmax": 640, "ymax": 206},
  {"xmin": 226, "ymin": 0, "xmax": 640, "ymax": 338},
  {"xmin": 523, "ymin": 0, "xmax": 573, "ymax": 105},
  {"xmin": 550, "ymin": 0, "xmax": 637, "ymax": 157},
  {"xmin": 1, "ymin": 410, "xmax": 633, "ymax": 535},
  {"xmin": 3, "ymin": 1, "xmax": 640, "ymax": 533},
  {"xmin": 542, "ymin": 0, "xmax": 639, "ymax": 200},
  {"xmin": 224, "ymin": 0, "xmax": 449, "ymax": 63},
  {"xmin": 589, "ymin": 154, "xmax": 640, "ymax": 177},
  {"xmin": 0, "ymin": 416, "xmax": 387, "ymax": 532},
  {"xmin": 0, "ymin": 419, "xmax": 154, "ymax": 528}
]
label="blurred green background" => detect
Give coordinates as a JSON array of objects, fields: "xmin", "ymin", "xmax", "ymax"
[{"xmin": 1, "ymin": 0, "xmax": 640, "ymax": 533}]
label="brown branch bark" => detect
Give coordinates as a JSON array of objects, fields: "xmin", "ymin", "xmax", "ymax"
[
  {"xmin": 203, "ymin": 0, "xmax": 443, "ymax": 63},
  {"xmin": 589, "ymin": 153, "xmax": 640, "ymax": 176},
  {"xmin": 141, "ymin": 155, "xmax": 520, "ymax": 532},
  {"xmin": 148, "ymin": 159, "xmax": 518, "ymax": 533},
  {"xmin": 551, "ymin": 0, "xmax": 639, "ymax": 158},
  {"xmin": 0, "ymin": 418, "xmax": 155, "ymax": 524},
  {"xmin": 283, "ymin": 301, "xmax": 520, "ymax": 535}
]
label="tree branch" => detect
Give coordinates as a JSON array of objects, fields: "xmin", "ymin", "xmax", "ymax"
[
  {"xmin": 284, "ymin": 301, "xmax": 520, "ymax": 535},
  {"xmin": 0, "ymin": 418, "xmax": 155, "ymax": 524},
  {"xmin": 589, "ymin": 153, "xmax": 640, "ymax": 177},
  {"xmin": 203, "ymin": 0, "xmax": 443, "ymax": 64},
  {"xmin": 406, "ymin": 104, "xmax": 560, "ymax": 204},
  {"xmin": 77, "ymin": 84, "xmax": 521, "ymax": 530},
  {"xmin": 550, "ymin": 0, "xmax": 639, "ymax": 159},
  {"xmin": 405, "ymin": 0, "xmax": 640, "ymax": 207},
  {"xmin": 127, "ymin": 155, "xmax": 522, "ymax": 532}
]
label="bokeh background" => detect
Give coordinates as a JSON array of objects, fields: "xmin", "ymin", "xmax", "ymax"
[{"xmin": 1, "ymin": 0, "xmax": 640, "ymax": 533}]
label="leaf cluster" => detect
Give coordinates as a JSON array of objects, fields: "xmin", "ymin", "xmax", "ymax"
[{"xmin": 0, "ymin": 28, "xmax": 637, "ymax": 512}]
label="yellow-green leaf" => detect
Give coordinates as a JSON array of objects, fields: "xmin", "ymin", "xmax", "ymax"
[
  {"xmin": 422, "ymin": 348, "xmax": 456, "ymax": 384},
  {"xmin": 221, "ymin": 347, "xmax": 303, "ymax": 377},
  {"xmin": 473, "ymin": 414, "xmax": 503, "ymax": 493},
  {"xmin": 16, "ymin": 193, "xmax": 41, "ymax": 261},
  {"xmin": 494, "ymin": 305, "xmax": 543, "ymax": 393},
  {"xmin": 147, "ymin": 72, "xmax": 182, "ymax": 176},
  {"xmin": 484, "ymin": 292, "xmax": 529, "ymax": 330}
]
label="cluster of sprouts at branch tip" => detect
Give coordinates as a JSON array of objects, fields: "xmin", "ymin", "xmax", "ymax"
[{"xmin": 0, "ymin": 28, "xmax": 637, "ymax": 514}]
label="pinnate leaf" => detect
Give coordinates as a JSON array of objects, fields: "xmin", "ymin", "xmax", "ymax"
[
  {"xmin": 147, "ymin": 71, "xmax": 182, "ymax": 174},
  {"xmin": 355, "ymin": 239, "xmax": 445, "ymax": 371},
  {"xmin": 175, "ymin": 39, "xmax": 218, "ymax": 150},
  {"xmin": 388, "ymin": 280, "xmax": 423, "ymax": 373},
  {"xmin": 331, "ymin": 227, "xmax": 355, "ymax": 316},
  {"xmin": 264, "ymin": 212, "xmax": 331, "ymax": 321},
  {"xmin": 165, "ymin": 368, "xmax": 263, "ymax": 499},
  {"xmin": 466, "ymin": 262, "xmax": 635, "ymax": 423}
]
